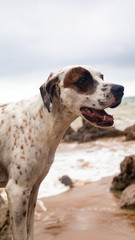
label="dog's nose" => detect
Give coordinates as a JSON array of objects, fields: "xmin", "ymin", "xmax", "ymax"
[{"xmin": 111, "ymin": 84, "xmax": 124, "ymax": 98}]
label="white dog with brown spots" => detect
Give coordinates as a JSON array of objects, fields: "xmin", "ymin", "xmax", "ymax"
[{"xmin": 0, "ymin": 65, "xmax": 124, "ymax": 240}]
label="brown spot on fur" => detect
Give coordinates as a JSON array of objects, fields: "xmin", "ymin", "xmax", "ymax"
[
  {"xmin": 35, "ymin": 152, "xmax": 38, "ymax": 157},
  {"xmin": 23, "ymin": 200, "xmax": 26, "ymax": 206},
  {"xmin": 8, "ymin": 127, "xmax": 11, "ymax": 132},
  {"xmin": 17, "ymin": 165, "xmax": 21, "ymax": 169},
  {"xmin": 20, "ymin": 145, "xmax": 24, "ymax": 150},
  {"xmin": 28, "ymin": 135, "xmax": 31, "ymax": 141},
  {"xmin": 15, "ymin": 180, "xmax": 18, "ymax": 184},
  {"xmin": 14, "ymin": 140, "xmax": 17, "ymax": 147},
  {"xmin": 24, "ymin": 137, "xmax": 28, "ymax": 146},
  {"xmin": 1, "ymin": 104, "xmax": 8, "ymax": 108},
  {"xmin": 29, "ymin": 128, "xmax": 32, "ymax": 134},
  {"xmin": 23, "ymin": 211, "xmax": 26, "ymax": 217},
  {"xmin": 1, "ymin": 104, "xmax": 8, "ymax": 114},
  {"xmin": 20, "ymin": 156, "xmax": 25, "ymax": 160},
  {"xmin": 39, "ymin": 109, "xmax": 43, "ymax": 119},
  {"xmin": 40, "ymin": 113, "xmax": 43, "ymax": 119},
  {"xmin": 1, "ymin": 120, "xmax": 4, "ymax": 125},
  {"xmin": 20, "ymin": 126, "xmax": 24, "ymax": 134},
  {"xmin": 12, "ymin": 114, "xmax": 16, "ymax": 118}
]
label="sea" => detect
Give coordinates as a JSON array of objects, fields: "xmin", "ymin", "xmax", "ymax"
[{"xmin": 38, "ymin": 96, "xmax": 135, "ymax": 199}]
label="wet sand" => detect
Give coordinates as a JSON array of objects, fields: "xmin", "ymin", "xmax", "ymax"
[{"xmin": 34, "ymin": 177, "xmax": 135, "ymax": 240}]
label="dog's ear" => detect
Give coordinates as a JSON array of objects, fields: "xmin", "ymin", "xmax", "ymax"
[{"xmin": 40, "ymin": 73, "xmax": 59, "ymax": 112}]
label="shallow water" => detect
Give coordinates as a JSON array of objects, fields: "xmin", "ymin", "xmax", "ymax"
[{"xmin": 38, "ymin": 137, "xmax": 135, "ymax": 198}]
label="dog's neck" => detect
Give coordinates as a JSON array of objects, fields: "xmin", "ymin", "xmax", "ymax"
[
  {"xmin": 43, "ymin": 96, "xmax": 77, "ymax": 147},
  {"xmin": 31, "ymin": 94, "xmax": 77, "ymax": 152}
]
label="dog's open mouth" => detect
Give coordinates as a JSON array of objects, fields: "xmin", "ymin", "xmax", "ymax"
[{"xmin": 80, "ymin": 107, "xmax": 114, "ymax": 127}]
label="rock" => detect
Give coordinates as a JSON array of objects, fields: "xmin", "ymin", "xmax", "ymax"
[
  {"xmin": 111, "ymin": 155, "xmax": 135, "ymax": 192},
  {"xmin": 63, "ymin": 119, "xmax": 124, "ymax": 143},
  {"xmin": 0, "ymin": 195, "xmax": 11, "ymax": 240},
  {"xmin": 59, "ymin": 175, "xmax": 74, "ymax": 188},
  {"xmin": 120, "ymin": 184, "xmax": 135, "ymax": 209},
  {"xmin": 124, "ymin": 124, "xmax": 135, "ymax": 141}
]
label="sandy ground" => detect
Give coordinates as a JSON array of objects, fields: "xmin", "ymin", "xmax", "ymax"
[{"xmin": 34, "ymin": 177, "xmax": 135, "ymax": 240}]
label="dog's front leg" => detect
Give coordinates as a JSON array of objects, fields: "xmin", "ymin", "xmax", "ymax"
[
  {"xmin": 6, "ymin": 179, "xmax": 31, "ymax": 240},
  {"xmin": 27, "ymin": 184, "xmax": 40, "ymax": 240}
]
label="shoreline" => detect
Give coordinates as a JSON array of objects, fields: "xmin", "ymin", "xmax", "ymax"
[
  {"xmin": 34, "ymin": 176, "xmax": 135, "ymax": 240},
  {"xmin": 38, "ymin": 137, "xmax": 135, "ymax": 199}
]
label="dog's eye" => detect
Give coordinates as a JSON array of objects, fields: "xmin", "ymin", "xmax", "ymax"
[{"xmin": 77, "ymin": 78, "xmax": 92, "ymax": 86}]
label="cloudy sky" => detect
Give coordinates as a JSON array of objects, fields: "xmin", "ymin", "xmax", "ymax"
[{"xmin": 0, "ymin": 0, "xmax": 135, "ymax": 103}]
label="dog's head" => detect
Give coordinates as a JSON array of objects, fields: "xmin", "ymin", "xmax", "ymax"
[{"xmin": 40, "ymin": 66, "xmax": 124, "ymax": 128}]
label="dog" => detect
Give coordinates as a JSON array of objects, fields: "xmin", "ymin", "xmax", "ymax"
[{"xmin": 0, "ymin": 65, "xmax": 124, "ymax": 240}]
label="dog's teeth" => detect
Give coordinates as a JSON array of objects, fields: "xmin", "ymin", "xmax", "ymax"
[
  {"xmin": 103, "ymin": 115, "xmax": 106, "ymax": 121},
  {"xmin": 85, "ymin": 108, "xmax": 91, "ymax": 113}
]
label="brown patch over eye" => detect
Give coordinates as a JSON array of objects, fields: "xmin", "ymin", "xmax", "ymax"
[{"xmin": 63, "ymin": 67, "xmax": 98, "ymax": 95}]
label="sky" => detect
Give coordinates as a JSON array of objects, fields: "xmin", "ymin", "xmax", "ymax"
[{"xmin": 0, "ymin": 0, "xmax": 135, "ymax": 103}]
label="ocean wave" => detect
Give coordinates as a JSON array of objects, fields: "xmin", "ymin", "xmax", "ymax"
[{"xmin": 38, "ymin": 138, "xmax": 135, "ymax": 199}]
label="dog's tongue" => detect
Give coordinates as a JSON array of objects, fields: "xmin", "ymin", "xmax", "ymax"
[{"xmin": 92, "ymin": 109, "xmax": 113, "ymax": 122}]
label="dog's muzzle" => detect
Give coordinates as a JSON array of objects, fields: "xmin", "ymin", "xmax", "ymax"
[{"xmin": 80, "ymin": 84, "xmax": 124, "ymax": 128}]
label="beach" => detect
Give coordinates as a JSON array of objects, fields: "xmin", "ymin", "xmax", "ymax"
[{"xmin": 35, "ymin": 176, "xmax": 135, "ymax": 240}]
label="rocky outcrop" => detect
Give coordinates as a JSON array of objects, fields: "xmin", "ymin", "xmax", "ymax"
[
  {"xmin": 111, "ymin": 155, "xmax": 135, "ymax": 191},
  {"xmin": 124, "ymin": 124, "xmax": 135, "ymax": 141},
  {"xmin": 63, "ymin": 120, "xmax": 124, "ymax": 142},
  {"xmin": 0, "ymin": 195, "xmax": 11, "ymax": 240},
  {"xmin": 119, "ymin": 184, "xmax": 135, "ymax": 209},
  {"xmin": 111, "ymin": 155, "xmax": 135, "ymax": 209}
]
